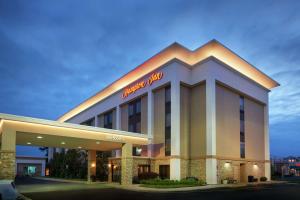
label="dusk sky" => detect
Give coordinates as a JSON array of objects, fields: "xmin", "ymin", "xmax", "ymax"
[{"xmin": 0, "ymin": 0, "xmax": 299, "ymax": 157}]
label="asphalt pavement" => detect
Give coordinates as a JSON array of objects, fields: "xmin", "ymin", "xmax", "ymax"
[{"xmin": 16, "ymin": 177, "xmax": 300, "ymax": 200}]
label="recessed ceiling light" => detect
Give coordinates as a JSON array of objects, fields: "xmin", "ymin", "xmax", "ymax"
[
  {"xmin": 37, "ymin": 136, "xmax": 43, "ymax": 139},
  {"xmin": 61, "ymin": 142, "xmax": 66, "ymax": 145},
  {"xmin": 96, "ymin": 141, "xmax": 100, "ymax": 144},
  {"xmin": 27, "ymin": 142, "xmax": 31, "ymax": 145}
]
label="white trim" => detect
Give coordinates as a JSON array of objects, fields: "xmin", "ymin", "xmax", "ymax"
[
  {"xmin": 171, "ymin": 80, "xmax": 180, "ymax": 156},
  {"xmin": 147, "ymin": 91, "xmax": 154, "ymax": 157},
  {"xmin": 170, "ymin": 158, "xmax": 181, "ymax": 180},
  {"xmin": 206, "ymin": 78, "xmax": 217, "ymax": 156},
  {"xmin": 116, "ymin": 106, "xmax": 121, "ymax": 130},
  {"xmin": 206, "ymin": 158, "xmax": 217, "ymax": 184}
]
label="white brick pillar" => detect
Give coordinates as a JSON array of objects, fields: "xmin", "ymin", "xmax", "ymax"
[
  {"xmin": 87, "ymin": 150, "xmax": 96, "ymax": 182},
  {"xmin": 170, "ymin": 80, "xmax": 181, "ymax": 180},
  {"xmin": 147, "ymin": 90, "xmax": 154, "ymax": 157},
  {"xmin": 264, "ymin": 100, "xmax": 271, "ymax": 181},
  {"xmin": 205, "ymin": 78, "xmax": 217, "ymax": 184}
]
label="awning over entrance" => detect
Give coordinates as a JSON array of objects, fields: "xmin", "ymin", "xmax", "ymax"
[
  {"xmin": 0, "ymin": 113, "xmax": 149, "ymax": 184},
  {"xmin": 0, "ymin": 113, "xmax": 150, "ymax": 151}
]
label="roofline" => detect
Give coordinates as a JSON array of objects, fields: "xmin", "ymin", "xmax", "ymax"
[{"xmin": 57, "ymin": 39, "xmax": 280, "ymax": 122}]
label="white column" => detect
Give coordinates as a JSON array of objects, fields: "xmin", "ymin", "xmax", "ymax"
[
  {"xmin": 41, "ymin": 161, "xmax": 46, "ymax": 176},
  {"xmin": 147, "ymin": 90, "xmax": 154, "ymax": 157},
  {"xmin": 47, "ymin": 148, "xmax": 54, "ymax": 161},
  {"xmin": 170, "ymin": 80, "xmax": 181, "ymax": 180},
  {"xmin": 94, "ymin": 116, "xmax": 99, "ymax": 127},
  {"xmin": 264, "ymin": 100, "xmax": 271, "ymax": 181},
  {"xmin": 205, "ymin": 78, "xmax": 217, "ymax": 184},
  {"xmin": 116, "ymin": 105, "xmax": 121, "ymax": 130}
]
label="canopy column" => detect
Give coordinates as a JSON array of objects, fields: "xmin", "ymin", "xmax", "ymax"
[
  {"xmin": 87, "ymin": 150, "xmax": 96, "ymax": 182},
  {"xmin": 121, "ymin": 143, "xmax": 133, "ymax": 185},
  {"xmin": 0, "ymin": 127, "xmax": 16, "ymax": 180}
]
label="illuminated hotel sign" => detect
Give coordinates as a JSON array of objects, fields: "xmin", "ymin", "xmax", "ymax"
[{"xmin": 122, "ymin": 72, "xmax": 163, "ymax": 98}]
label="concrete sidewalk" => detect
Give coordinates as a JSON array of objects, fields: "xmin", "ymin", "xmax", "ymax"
[{"xmin": 116, "ymin": 180, "xmax": 286, "ymax": 192}]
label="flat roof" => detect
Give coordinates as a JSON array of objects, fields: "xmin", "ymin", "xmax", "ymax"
[{"xmin": 58, "ymin": 39, "xmax": 280, "ymax": 122}]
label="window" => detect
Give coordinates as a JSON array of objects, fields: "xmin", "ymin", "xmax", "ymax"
[
  {"xmin": 159, "ymin": 165, "xmax": 170, "ymax": 179},
  {"xmin": 240, "ymin": 142, "xmax": 245, "ymax": 158},
  {"xmin": 104, "ymin": 111, "xmax": 113, "ymax": 129},
  {"xmin": 80, "ymin": 118, "xmax": 95, "ymax": 126},
  {"xmin": 165, "ymin": 86, "xmax": 171, "ymax": 156},
  {"xmin": 128, "ymin": 98, "xmax": 141, "ymax": 133},
  {"xmin": 138, "ymin": 165, "xmax": 150, "ymax": 175},
  {"xmin": 240, "ymin": 96, "xmax": 245, "ymax": 158},
  {"xmin": 133, "ymin": 146, "xmax": 142, "ymax": 156}
]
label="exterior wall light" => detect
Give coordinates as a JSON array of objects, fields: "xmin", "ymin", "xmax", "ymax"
[
  {"xmin": 61, "ymin": 142, "xmax": 66, "ymax": 145},
  {"xmin": 108, "ymin": 164, "xmax": 111, "ymax": 168},
  {"xmin": 91, "ymin": 163, "xmax": 96, "ymax": 168},
  {"xmin": 224, "ymin": 162, "xmax": 231, "ymax": 168},
  {"xmin": 27, "ymin": 142, "xmax": 31, "ymax": 145},
  {"xmin": 253, "ymin": 164, "xmax": 259, "ymax": 169},
  {"xmin": 36, "ymin": 136, "xmax": 43, "ymax": 139}
]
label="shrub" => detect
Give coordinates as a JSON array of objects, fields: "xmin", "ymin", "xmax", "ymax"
[
  {"xmin": 132, "ymin": 176, "xmax": 140, "ymax": 184},
  {"xmin": 183, "ymin": 177, "xmax": 199, "ymax": 181},
  {"xmin": 248, "ymin": 175, "xmax": 254, "ymax": 182},
  {"xmin": 140, "ymin": 178, "xmax": 206, "ymax": 186},
  {"xmin": 90, "ymin": 175, "xmax": 97, "ymax": 182},
  {"xmin": 138, "ymin": 172, "xmax": 159, "ymax": 180},
  {"xmin": 260, "ymin": 176, "xmax": 267, "ymax": 182}
]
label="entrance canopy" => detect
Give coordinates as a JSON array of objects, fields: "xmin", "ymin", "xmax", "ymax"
[{"xmin": 0, "ymin": 113, "xmax": 149, "ymax": 151}]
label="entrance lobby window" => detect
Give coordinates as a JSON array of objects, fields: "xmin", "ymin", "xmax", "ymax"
[
  {"xmin": 159, "ymin": 165, "xmax": 170, "ymax": 179},
  {"xmin": 128, "ymin": 98, "xmax": 141, "ymax": 133},
  {"xmin": 138, "ymin": 165, "xmax": 150, "ymax": 175}
]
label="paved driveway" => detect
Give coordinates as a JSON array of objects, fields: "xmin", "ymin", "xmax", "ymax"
[{"xmin": 16, "ymin": 177, "xmax": 300, "ymax": 200}]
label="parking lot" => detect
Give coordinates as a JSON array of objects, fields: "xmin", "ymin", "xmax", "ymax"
[{"xmin": 15, "ymin": 177, "xmax": 300, "ymax": 200}]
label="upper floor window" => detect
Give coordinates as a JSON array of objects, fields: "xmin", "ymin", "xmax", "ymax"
[
  {"xmin": 128, "ymin": 98, "xmax": 141, "ymax": 133},
  {"xmin": 240, "ymin": 96, "xmax": 245, "ymax": 158},
  {"xmin": 104, "ymin": 111, "xmax": 113, "ymax": 129},
  {"xmin": 240, "ymin": 96, "xmax": 245, "ymax": 111},
  {"xmin": 165, "ymin": 86, "xmax": 171, "ymax": 156},
  {"xmin": 81, "ymin": 118, "xmax": 95, "ymax": 127}
]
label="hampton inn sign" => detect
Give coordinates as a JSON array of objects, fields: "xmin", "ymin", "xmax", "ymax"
[{"xmin": 122, "ymin": 72, "xmax": 163, "ymax": 98}]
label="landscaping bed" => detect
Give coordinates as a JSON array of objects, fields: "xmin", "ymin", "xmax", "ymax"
[{"xmin": 140, "ymin": 178, "xmax": 206, "ymax": 188}]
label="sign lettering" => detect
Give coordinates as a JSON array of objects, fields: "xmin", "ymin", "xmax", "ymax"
[{"xmin": 122, "ymin": 72, "xmax": 163, "ymax": 98}]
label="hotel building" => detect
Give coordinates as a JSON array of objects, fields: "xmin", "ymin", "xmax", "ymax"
[{"xmin": 0, "ymin": 40, "xmax": 279, "ymax": 185}]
